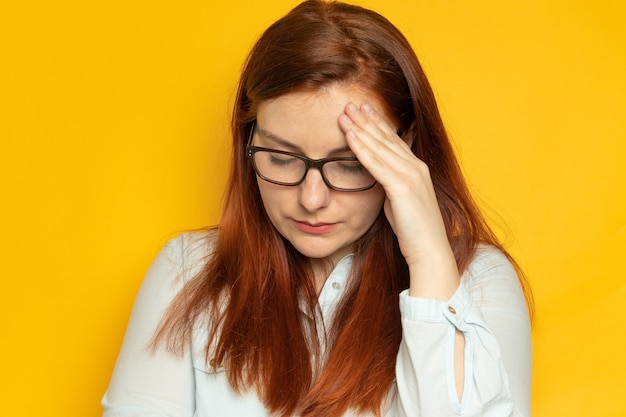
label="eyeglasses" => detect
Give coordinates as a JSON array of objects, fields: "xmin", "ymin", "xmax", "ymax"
[{"xmin": 246, "ymin": 123, "xmax": 377, "ymax": 192}]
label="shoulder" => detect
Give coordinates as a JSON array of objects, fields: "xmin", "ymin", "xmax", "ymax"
[
  {"xmin": 161, "ymin": 229, "xmax": 218, "ymax": 284},
  {"xmin": 462, "ymin": 244, "xmax": 526, "ymax": 308},
  {"xmin": 464, "ymin": 244, "xmax": 515, "ymax": 279}
]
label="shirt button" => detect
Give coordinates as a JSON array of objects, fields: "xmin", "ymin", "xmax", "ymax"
[
  {"xmin": 448, "ymin": 306, "xmax": 457, "ymax": 314},
  {"xmin": 332, "ymin": 282, "xmax": 341, "ymax": 290}
]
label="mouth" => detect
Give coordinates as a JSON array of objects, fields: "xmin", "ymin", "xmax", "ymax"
[{"xmin": 294, "ymin": 220, "xmax": 338, "ymax": 235}]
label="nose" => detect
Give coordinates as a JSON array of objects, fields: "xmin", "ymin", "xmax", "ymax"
[{"xmin": 297, "ymin": 167, "xmax": 331, "ymax": 212}]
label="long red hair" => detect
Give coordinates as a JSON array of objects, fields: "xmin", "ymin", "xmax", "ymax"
[{"xmin": 154, "ymin": 1, "xmax": 533, "ymax": 416}]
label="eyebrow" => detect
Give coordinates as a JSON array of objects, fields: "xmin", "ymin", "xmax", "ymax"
[{"xmin": 257, "ymin": 126, "xmax": 353, "ymax": 155}]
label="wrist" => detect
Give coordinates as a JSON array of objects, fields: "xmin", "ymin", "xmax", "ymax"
[{"xmin": 407, "ymin": 247, "xmax": 460, "ymax": 301}]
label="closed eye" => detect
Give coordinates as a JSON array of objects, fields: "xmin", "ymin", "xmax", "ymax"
[
  {"xmin": 337, "ymin": 160, "xmax": 365, "ymax": 173},
  {"xmin": 268, "ymin": 152, "xmax": 299, "ymax": 166}
]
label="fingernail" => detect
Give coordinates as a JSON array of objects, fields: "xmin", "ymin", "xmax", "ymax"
[
  {"xmin": 347, "ymin": 103, "xmax": 359, "ymax": 113},
  {"xmin": 362, "ymin": 103, "xmax": 374, "ymax": 114}
]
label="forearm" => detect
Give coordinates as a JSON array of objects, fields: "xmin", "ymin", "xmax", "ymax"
[{"xmin": 394, "ymin": 248, "xmax": 531, "ymax": 416}]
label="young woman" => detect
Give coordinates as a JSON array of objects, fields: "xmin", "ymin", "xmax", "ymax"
[{"xmin": 103, "ymin": 1, "xmax": 533, "ymax": 416}]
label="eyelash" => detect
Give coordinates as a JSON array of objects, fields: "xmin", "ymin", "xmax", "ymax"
[{"xmin": 268, "ymin": 153, "xmax": 298, "ymax": 166}]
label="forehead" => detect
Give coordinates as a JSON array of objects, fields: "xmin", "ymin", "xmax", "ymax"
[
  {"xmin": 255, "ymin": 85, "xmax": 392, "ymax": 155},
  {"xmin": 257, "ymin": 84, "xmax": 390, "ymax": 122}
]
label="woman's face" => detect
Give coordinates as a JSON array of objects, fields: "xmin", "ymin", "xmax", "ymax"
[{"xmin": 253, "ymin": 84, "xmax": 393, "ymax": 269}]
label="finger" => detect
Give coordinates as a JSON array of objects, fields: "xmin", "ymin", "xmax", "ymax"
[
  {"xmin": 345, "ymin": 129, "xmax": 430, "ymax": 196},
  {"xmin": 340, "ymin": 117, "xmax": 415, "ymax": 170},
  {"xmin": 341, "ymin": 103, "xmax": 414, "ymax": 162},
  {"xmin": 343, "ymin": 102, "xmax": 399, "ymax": 144}
]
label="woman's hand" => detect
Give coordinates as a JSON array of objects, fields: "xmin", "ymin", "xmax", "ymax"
[{"xmin": 338, "ymin": 102, "xmax": 460, "ymax": 300}]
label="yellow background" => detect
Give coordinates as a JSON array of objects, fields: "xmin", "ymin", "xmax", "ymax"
[{"xmin": 1, "ymin": 0, "xmax": 624, "ymax": 415}]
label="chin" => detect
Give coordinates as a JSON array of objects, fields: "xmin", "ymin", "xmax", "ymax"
[
  {"xmin": 289, "ymin": 238, "xmax": 351, "ymax": 263},
  {"xmin": 292, "ymin": 244, "xmax": 334, "ymax": 259}
]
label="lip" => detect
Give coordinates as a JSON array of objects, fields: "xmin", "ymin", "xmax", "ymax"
[{"xmin": 294, "ymin": 220, "xmax": 338, "ymax": 235}]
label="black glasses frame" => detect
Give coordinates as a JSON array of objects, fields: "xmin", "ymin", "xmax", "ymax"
[{"xmin": 245, "ymin": 123, "xmax": 377, "ymax": 192}]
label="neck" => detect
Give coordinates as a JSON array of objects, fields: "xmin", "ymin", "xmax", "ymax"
[{"xmin": 310, "ymin": 258, "xmax": 334, "ymax": 295}]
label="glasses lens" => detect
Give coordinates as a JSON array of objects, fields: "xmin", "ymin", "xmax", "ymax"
[
  {"xmin": 253, "ymin": 150, "xmax": 306, "ymax": 184},
  {"xmin": 251, "ymin": 149, "xmax": 376, "ymax": 191},
  {"xmin": 322, "ymin": 160, "xmax": 375, "ymax": 190}
]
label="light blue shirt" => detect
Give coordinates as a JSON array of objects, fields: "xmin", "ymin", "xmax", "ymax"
[{"xmin": 103, "ymin": 232, "xmax": 531, "ymax": 416}]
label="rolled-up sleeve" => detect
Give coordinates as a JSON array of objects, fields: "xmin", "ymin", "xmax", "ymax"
[{"xmin": 394, "ymin": 246, "xmax": 531, "ymax": 417}]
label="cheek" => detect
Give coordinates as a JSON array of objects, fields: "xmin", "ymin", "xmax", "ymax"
[
  {"xmin": 257, "ymin": 180, "xmax": 292, "ymax": 220},
  {"xmin": 257, "ymin": 181, "xmax": 276, "ymax": 213},
  {"xmin": 354, "ymin": 188, "xmax": 386, "ymax": 220}
]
